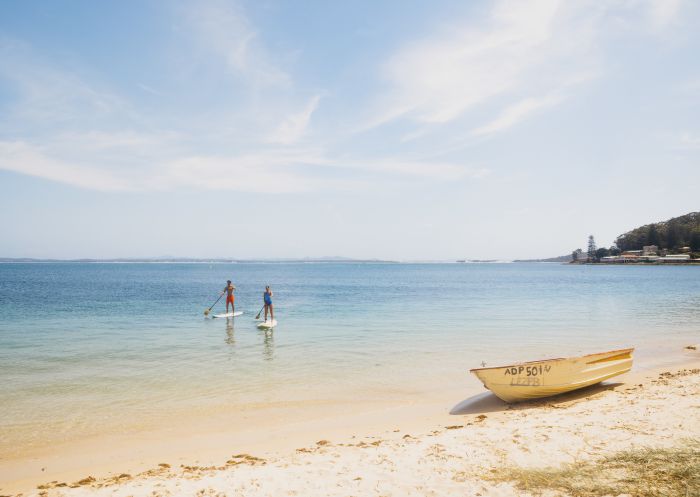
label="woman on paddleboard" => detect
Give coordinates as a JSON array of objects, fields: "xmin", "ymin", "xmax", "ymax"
[
  {"xmin": 221, "ymin": 280, "xmax": 236, "ymax": 314},
  {"xmin": 263, "ymin": 285, "xmax": 273, "ymax": 322}
]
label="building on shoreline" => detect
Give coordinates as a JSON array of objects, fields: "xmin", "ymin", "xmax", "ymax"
[
  {"xmin": 658, "ymin": 254, "xmax": 691, "ymax": 262},
  {"xmin": 642, "ymin": 245, "xmax": 658, "ymax": 256},
  {"xmin": 599, "ymin": 253, "xmax": 692, "ymax": 263}
]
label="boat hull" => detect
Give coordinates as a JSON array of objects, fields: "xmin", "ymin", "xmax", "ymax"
[{"xmin": 469, "ymin": 348, "xmax": 634, "ymax": 403}]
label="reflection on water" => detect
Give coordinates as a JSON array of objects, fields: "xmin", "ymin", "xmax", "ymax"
[
  {"xmin": 225, "ymin": 318, "xmax": 235, "ymax": 346},
  {"xmin": 262, "ymin": 329, "xmax": 274, "ymax": 361}
]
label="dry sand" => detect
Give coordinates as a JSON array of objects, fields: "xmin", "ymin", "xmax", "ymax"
[{"xmin": 3, "ymin": 352, "xmax": 698, "ymax": 497}]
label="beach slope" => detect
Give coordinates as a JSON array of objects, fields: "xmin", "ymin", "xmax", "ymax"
[{"xmin": 14, "ymin": 362, "xmax": 699, "ymax": 497}]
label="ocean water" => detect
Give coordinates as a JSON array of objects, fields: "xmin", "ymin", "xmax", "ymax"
[{"xmin": 1, "ymin": 262, "xmax": 698, "ymax": 455}]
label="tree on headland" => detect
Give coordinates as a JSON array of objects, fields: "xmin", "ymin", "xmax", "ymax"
[
  {"xmin": 609, "ymin": 245, "xmax": 621, "ymax": 256},
  {"xmin": 647, "ymin": 224, "xmax": 660, "ymax": 246},
  {"xmin": 615, "ymin": 212, "xmax": 699, "ymax": 252},
  {"xmin": 691, "ymin": 229, "xmax": 700, "ymax": 252},
  {"xmin": 572, "ymin": 249, "xmax": 583, "ymax": 262},
  {"xmin": 595, "ymin": 247, "xmax": 610, "ymax": 259},
  {"xmin": 666, "ymin": 220, "xmax": 680, "ymax": 250},
  {"xmin": 587, "ymin": 235, "xmax": 597, "ymax": 262}
]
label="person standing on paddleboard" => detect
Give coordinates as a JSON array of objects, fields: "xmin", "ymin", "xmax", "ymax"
[
  {"xmin": 221, "ymin": 280, "xmax": 236, "ymax": 314},
  {"xmin": 263, "ymin": 285, "xmax": 274, "ymax": 322}
]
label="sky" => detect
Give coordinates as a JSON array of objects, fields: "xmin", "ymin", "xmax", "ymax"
[{"xmin": 0, "ymin": 0, "xmax": 698, "ymax": 260}]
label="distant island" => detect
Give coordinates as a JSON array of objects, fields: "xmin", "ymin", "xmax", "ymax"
[
  {"xmin": 0, "ymin": 256, "xmax": 398, "ymax": 264},
  {"xmin": 455, "ymin": 259, "xmax": 510, "ymax": 263},
  {"xmin": 513, "ymin": 255, "xmax": 572, "ymax": 263}
]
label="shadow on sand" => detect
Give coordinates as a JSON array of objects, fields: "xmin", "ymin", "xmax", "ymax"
[{"xmin": 450, "ymin": 382, "xmax": 624, "ymax": 415}]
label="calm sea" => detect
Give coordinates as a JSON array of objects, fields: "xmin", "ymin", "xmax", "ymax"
[{"xmin": 1, "ymin": 262, "xmax": 698, "ymax": 455}]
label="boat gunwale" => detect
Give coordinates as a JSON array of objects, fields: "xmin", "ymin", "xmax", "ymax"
[{"xmin": 468, "ymin": 347, "xmax": 634, "ymax": 373}]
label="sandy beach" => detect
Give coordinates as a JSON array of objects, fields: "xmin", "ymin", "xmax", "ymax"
[
  {"xmin": 3, "ymin": 348, "xmax": 698, "ymax": 497},
  {"xmin": 3, "ymin": 0, "xmax": 700, "ymax": 494}
]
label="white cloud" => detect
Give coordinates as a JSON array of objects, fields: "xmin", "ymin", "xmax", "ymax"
[
  {"xmin": 163, "ymin": 154, "xmax": 320, "ymax": 193},
  {"xmin": 472, "ymin": 94, "xmax": 564, "ymax": 136},
  {"xmin": 0, "ymin": 39, "xmax": 130, "ymax": 126},
  {"xmin": 647, "ymin": 0, "xmax": 682, "ymax": 31},
  {"xmin": 137, "ymin": 83, "xmax": 164, "ymax": 96},
  {"xmin": 185, "ymin": 0, "xmax": 290, "ymax": 87},
  {"xmin": 677, "ymin": 132, "xmax": 700, "ymax": 149},
  {"xmin": 0, "ymin": 135, "xmax": 488, "ymax": 193},
  {"xmin": 333, "ymin": 158, "xmax": 489, "ymax": 181},
  {"xmin": 2, "ymin": 0, "xmax": 685, "ymax": 197},
  {"xmin": 367, "ymin": 0, "xmax": 571, "ymax": 127},
  {"xmin": 266, "ymin": 95, "xmax": 322, "ymax": 145},
  {"xmin": 55, "ymin": 130, "xmax": 179, "ymax": 150},
  {"xmin": 0, "ymin": 140, "xmax": 322, "ymax": 193},
  {"xmin": 0, "ymin": 26, "xmax": 489, "ymax": 193},
  {"xmin": 365, "ymin": 0, "xmax": 683, "ymax": 135},
  {"xmin": 0, "ymin": 141, "xmax": 134, "ymax": 192},
  {"xmin": 673, "ymin": 76, "xmax": 700, "ymax": 102}
]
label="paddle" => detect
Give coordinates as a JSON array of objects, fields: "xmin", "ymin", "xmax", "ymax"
[
  {"xmin": 204, "ymin": 293, "xmax": 223, "ymax": 316},
  {"xmin": 255, "ymin": 305, "xmax": 265, "ymax": 320}
]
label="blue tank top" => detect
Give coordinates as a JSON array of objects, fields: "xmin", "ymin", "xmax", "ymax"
[{"xmin": 264, "ymin": 292, "xmax": 272, "ymax": 304}]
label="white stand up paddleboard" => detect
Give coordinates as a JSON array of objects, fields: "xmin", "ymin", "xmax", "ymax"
[
  {"xmin": 257, "ymin": 319, "xmax": 277, "ymax": 329},
  {"xmin": 212, "ymin": 311, "xmax": 243, "ymax": 319}
]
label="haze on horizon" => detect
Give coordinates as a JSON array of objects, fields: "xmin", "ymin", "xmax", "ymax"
[{"xmin": 1, "ymin": 0, "xmax": 698, "ymax": 261}]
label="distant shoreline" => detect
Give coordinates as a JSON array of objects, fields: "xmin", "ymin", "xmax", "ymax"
[
  {"xmin": 2, "ymin": 258, "xmax": 698, "ymax": 266},
  {"xmin": 0, "ymin": 258, "xmax": 399, "ymax": 264},
  {"xmin": 571, "ymin": 261, "xmax": 700, "ymax": 266}
]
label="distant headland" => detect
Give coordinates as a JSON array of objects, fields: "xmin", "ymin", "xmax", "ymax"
[
  {"xmin": 513, "ymin": 211, "xmax": 700, "ymax": 264},
  {"xmin": 572, "ymin": 211, "xmax": 699, "ymax": 264}
]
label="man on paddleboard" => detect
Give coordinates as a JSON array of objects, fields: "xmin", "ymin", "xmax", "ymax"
[
  {"xmin": 263, "ymin": 285, "xmax": 273, "ymax": 322},
  {"xmin": 221, "ymin": 280, "xmax": 236, "ymax": 314}
]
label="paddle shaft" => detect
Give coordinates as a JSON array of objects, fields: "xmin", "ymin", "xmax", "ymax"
[
  {"xmin": 205, "ymin": 293, "xmax": 224, "ymax": 314},
  {"xmin": 255, "ymin": 305, "xmax": 264, "ymax": 319}
]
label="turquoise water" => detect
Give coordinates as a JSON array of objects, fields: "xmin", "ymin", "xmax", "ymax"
[{"xmin": 1, "ymin": 262, "xmax": 698, "ymax": 454}]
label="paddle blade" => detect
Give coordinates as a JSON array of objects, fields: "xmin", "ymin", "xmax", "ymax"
[{"xmin": 204, "ymin": 309, "xmax": 210, "ymax": 316}]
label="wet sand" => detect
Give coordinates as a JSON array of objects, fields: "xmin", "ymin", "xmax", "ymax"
[{"xmin": 1, "ymin": 347, "xmax": 698, "ymax": 496}]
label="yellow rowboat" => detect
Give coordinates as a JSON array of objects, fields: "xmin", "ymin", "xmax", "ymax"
[{"xmin": 470, "ymin": 348, "xmax": 634, "ymax": 403}]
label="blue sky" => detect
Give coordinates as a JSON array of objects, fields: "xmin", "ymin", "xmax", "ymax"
[{"xmin": 0, "ymin": 0, "xmax": 698, "ymax": 259}]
